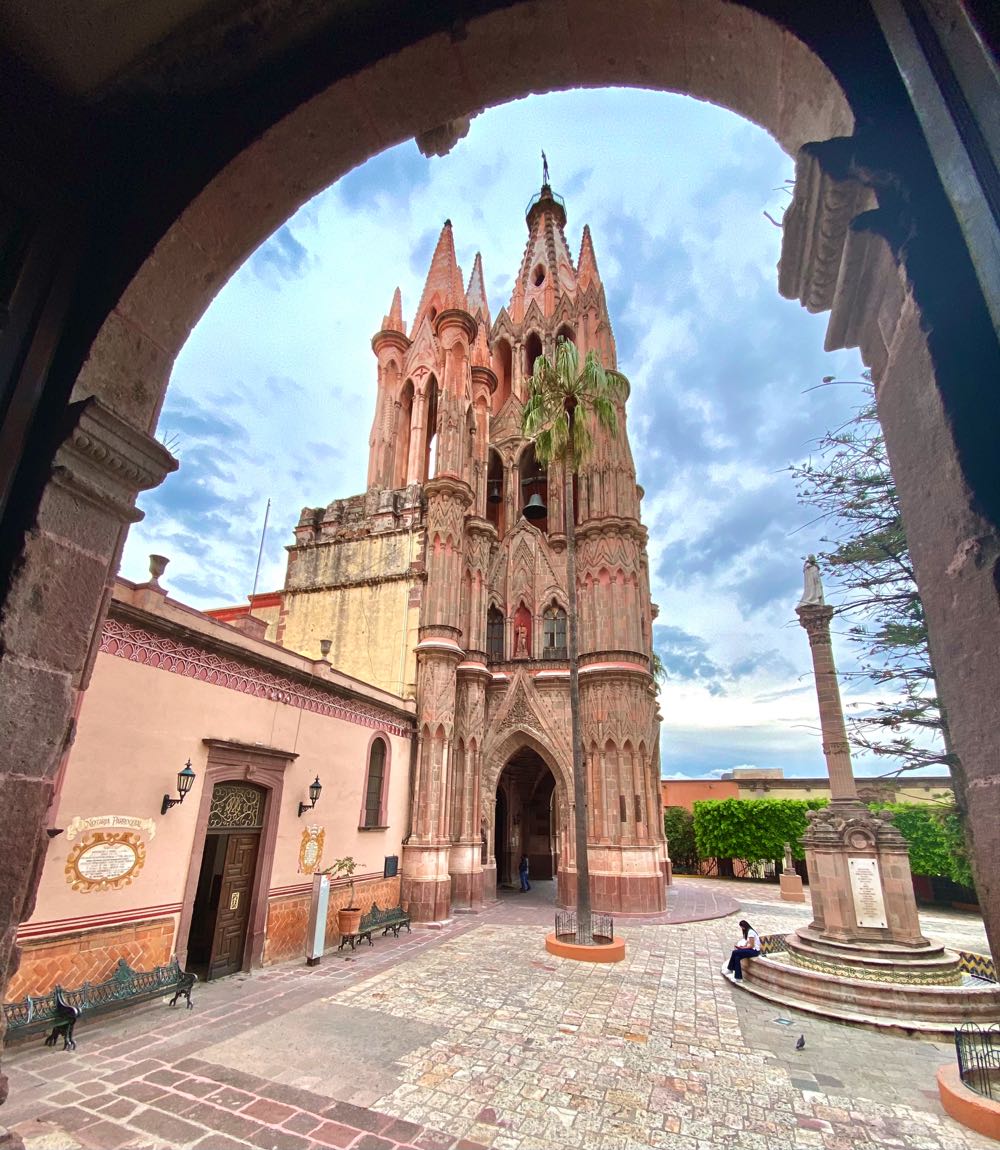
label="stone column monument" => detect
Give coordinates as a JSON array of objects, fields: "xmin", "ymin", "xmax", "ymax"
[{"xmin": 789, "ymin": 557, "xmax": 955, "ymax": 980}]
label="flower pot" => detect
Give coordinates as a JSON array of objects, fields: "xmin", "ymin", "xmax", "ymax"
[{"xmin": 337, "ymin": 907, "xmax": 362, "ymax": 935}]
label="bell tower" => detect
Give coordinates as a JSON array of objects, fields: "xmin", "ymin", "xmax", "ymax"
[{"xmin": 281, "ymin": 171, "xmax": 668, "ymax": 923}]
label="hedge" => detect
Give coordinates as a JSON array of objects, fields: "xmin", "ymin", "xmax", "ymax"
[{"xmin": 688, "ymin": 796, "xmax": 971, "ymax": 885}]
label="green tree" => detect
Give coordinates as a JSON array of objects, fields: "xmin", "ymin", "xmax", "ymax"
[
  {"xmin": 522, "ymin": 337, "xmax": 628, "ymax": 942},
  {"xmin": 790, "ymin": 380, "xmax": 959, "ymax": 776},
  {"xmin": 663, "ymin": 806, "xmax": 698, "ymax": 873},
  {"xmin": 693, "ymin": 798, "xmax": 825, "ymax": 863}
]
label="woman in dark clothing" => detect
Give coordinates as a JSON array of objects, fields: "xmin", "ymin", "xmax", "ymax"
[{"xmin": 726, "ymin": 919, "xmax": 760, "ymax": 980}]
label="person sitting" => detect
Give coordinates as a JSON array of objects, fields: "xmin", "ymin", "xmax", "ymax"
[{"xmin": 725, "ymin": 920, "xmax": 761, "ymax": 981}]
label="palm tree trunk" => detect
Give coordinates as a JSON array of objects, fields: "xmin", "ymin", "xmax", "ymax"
[{"xmin": 565, "ymin": 428, "xmax": 592, "ymax": 942}]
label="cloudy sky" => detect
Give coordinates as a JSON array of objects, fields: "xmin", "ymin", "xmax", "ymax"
[{"xmin": 120, "ymin": 87, "xmax": 895, "ymax": 781}]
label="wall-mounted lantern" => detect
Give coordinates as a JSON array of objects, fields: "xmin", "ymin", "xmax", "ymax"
[
  {"xmin": 298, "ymin": 776, "xmax": 323, "ymax": 818},
  {"xmin": 161, "ymin": 761, "xmax": 197, "ymax": 815},
  {"xmin": 319, "ymin": 638, "xmax": 332, "ymax": 658}
]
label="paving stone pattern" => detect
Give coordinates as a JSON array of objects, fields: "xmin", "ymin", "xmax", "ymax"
[{"xmin": 2, "ymin": 879, "xmax": 993, "ymax": 1150}]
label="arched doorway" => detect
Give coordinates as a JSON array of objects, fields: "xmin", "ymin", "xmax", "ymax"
[
  {"xmin": 495, "ymin": 746, "xmax": 556, "ymax": 893},
  {"xmin": 187, "ymin": 780, "xmax": 266, "ymax": 981}
]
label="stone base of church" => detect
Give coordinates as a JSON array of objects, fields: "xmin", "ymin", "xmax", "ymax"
[
  {"xmin": 450, "ymin": 867, "xmax": 485, "ymax": 912},
  {"xmin": 557, "ymin": 853, "xmax": 667, "ymax": 915},
  {"xmin": 401, "ymin": 844, "xmax": 453, "ymax": 923}
]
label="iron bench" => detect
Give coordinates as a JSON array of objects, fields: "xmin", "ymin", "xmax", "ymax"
[
  {"xmin": 365, "ymin": 902, "xmax": 411, "ymax": 938},
  {"xmin": 2, "ymin": 957, "xmax": 196, "ymax": 1051}
]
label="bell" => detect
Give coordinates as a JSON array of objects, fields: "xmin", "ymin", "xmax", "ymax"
[
  {"xmin": 487, "ymin": 479, "xmax": 503, "ymax": 504},
  {"xmin": 523, "ymin": 492, "xmax": 547, "ymax": 521}
]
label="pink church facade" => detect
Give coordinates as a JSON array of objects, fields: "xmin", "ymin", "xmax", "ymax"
[{"xmin": 279, "ymin": 179, "xmax": 669, "ymax": 919}]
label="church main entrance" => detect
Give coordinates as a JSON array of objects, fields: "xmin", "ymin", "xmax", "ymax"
[
  {"xmin": 495, "ymin": 748, "xmax": 556, "ymax": 891},
  {"xmin": 187, "ymin": 782, "xmax": 265, "ymax": 981}
]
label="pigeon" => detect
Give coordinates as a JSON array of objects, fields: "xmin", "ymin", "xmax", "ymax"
[{"xmin": 795, "ymin": 1034, "xmax": 806, "ymax": 1050}]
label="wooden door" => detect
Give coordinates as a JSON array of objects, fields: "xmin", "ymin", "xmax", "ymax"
[{"xmin": 208, "ymin": 832, "xmax": 259, "ymax": 980}]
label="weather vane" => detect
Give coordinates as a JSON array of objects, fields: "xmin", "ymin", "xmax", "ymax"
[{"xmin": 541, "ymin": 149, "xmax": 550, "ymax": 186}]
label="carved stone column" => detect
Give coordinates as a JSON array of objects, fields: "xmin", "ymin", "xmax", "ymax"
[
  {"xmin": 0, "ymin": 398, "xmax": 176, "ymax": 1126},
  {"xmin": 794, "ymin": 562, "xmax": 933, "ymax": 958}
]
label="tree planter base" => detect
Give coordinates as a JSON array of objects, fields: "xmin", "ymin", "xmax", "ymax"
[{"xmin": 545, "ymin": 932, "xmax": 626, "ymax": 963}]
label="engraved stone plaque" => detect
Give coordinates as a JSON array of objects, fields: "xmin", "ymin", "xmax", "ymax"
[{"xmin": 848, "ymin": 856, "xmax": 888, "ymax": 928}]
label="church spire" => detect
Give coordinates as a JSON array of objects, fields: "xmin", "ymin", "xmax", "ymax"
[
  {"xmin": 466, "ymin": 252, "xmax": 490, "ymax": 327},
  {"xmin": 577, "ymin": 225, "xmax": 602, "ymax": 292},
  {"xmin": 381, "ymin": 286, "xmax": 406, "ymax": 335},
  {"xmin": 512, "ymin": 172, "xmax": 574, "ymax": 319},
  {"xmin": 413, "ymin": 219, "xmax": 466, "ymax": 330}
]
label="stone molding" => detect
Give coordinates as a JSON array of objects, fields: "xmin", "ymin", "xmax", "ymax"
[
  {"xmin": 51, "ymin": 397, "xmax": 178, "ymax": 524},
  {"xmin": 99, "ymin": 617, "xmax": 412, "ymax": 737},
  {"xmin": 779, "ymin": 148, "xmax": 876, "ymax": 314}
]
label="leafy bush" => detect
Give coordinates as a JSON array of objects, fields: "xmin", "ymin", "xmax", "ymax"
[
  {"xmin": 663, "ymin": 806, "xmax": 698, "ymax": 872},
  {"xmin": 690, "ymin": 796, "xmax": 971, "ymax": 888},
  {"xmin": 693, "ymin": 798, "xmax": 826, "ymax": 863},
  {"xmin": 876, "ymin": 802, "xmax": 972, "ymax": 886}
]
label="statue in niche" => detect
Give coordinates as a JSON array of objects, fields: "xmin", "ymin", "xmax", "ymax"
[
  {"xmin": 514, "ymin": 625, "xmax": 528, "ymax": 658},
  {"xmin": 798, "ymin": 554, "xmax": 825, "ymax": 606}
]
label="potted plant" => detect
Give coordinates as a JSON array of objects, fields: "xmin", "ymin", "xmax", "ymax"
[{"xmin": 320, "ymin": 857, "xmax": 363, "ymax": 935}]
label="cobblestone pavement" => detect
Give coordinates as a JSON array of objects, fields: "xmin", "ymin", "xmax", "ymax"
[{"xmin": 2, "ymin": 879, "xmax": 993, "ymax": 1150}]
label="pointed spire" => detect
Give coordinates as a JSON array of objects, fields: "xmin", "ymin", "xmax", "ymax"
[
  {"xmin": 512, "ymin": 179, "xmax": 574, "ymax": 319},
  {"xmin": 381, "ymin": 286, "xmax": 406, "ymax": 335},
  {"xmin": 466, "ymin": 253, "xmax": 490, "ymax": 326},
  {"xmin": 414, "ymin": 219, "xmax": 466, "ymax": 328},
  {"xmin": 577, "ymin": 225, "xmax": 601, "ymax": 291}
]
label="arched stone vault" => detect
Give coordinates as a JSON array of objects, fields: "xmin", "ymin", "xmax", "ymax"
[
  {"xmin": 482, "ymin": 727, "xmax": 571, "ymax": 809},
  {"xmin": 71, "ymin": 0, "xmax": 853, "ymax": 437},
  {"xmin": 3, "ymin": 0, "xmax": 1000, "ymax": 1036}
]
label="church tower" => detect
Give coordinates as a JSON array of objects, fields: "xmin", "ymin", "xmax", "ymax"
[{"xmin": 279, "ymin": 175, "xmax": 667, "ymax": 920}]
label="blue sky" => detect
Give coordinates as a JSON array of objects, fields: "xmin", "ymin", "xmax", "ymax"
[{"xmin": 119, "ymin": 87, "xmax": 901, "ymax": 781}]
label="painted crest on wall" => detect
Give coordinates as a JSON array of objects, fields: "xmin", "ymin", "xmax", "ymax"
[
  {"xmin": 299, "ymin": 826, "xmax": 325, "ymax": 874},
  {"xmin": 65, "ymin": 831, "xmax": 146, "ymax": 892}
]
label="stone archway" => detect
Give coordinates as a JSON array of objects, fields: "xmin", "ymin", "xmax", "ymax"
[
  {"xmin": 495, "ymin": 746, "xmax": 557, "ymax": 892},
  {"xmin": 482, "ymin": 728, "xmax": 570, "ymax": 902},
  {"xmin": 4, "ymin": 2, "xmax": 1000, "ymax": 1066}
]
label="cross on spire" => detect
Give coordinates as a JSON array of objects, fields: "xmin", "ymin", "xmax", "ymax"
[{"xmin": 541, "ymin": 149, "xmax": 550, "ymax": 187}]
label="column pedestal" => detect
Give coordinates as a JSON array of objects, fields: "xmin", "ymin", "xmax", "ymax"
[{"xmin": 401, "ymin": 844, "xmax": 452, "ymax": 923}]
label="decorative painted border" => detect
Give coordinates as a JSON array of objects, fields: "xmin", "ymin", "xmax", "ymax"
[
  {"xmin": 101, "ymin": 618, "xmax": 412, "ymax": 738},
  {"xmin": 16, "ymin": 904, "xmax": 181, "ymax": 941}
]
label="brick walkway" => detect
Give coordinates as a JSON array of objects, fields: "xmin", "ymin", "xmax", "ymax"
[{"xmin": 1, "ymin": 880, "xmax": 992, "ymax": 1149}]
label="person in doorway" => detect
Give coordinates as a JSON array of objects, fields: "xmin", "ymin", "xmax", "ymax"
[
  {"xmin": 725, "ymin": 920, "xmax": 760, "ymax": 980},
  {"xmin": 519, "ymin": 854, "xmax": 531, "ymax": 892}
]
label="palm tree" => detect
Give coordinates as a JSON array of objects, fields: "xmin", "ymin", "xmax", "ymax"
[{"xmin": 522, "ymin": 337, "xmax": 629, "ymax": 942}]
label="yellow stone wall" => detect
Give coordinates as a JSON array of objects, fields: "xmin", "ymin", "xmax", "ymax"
[{"xmin": 280, "ymin": 528, "xmax": 423, "ymax": 698}]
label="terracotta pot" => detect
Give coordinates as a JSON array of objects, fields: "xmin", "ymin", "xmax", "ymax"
[{"xmin": 337, "ymin": 907, "xmax": 362, "ymax": 935}]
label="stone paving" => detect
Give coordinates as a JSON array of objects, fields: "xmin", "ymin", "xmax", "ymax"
[{"xmin": 2, "ymin": 879, "xmax": 994, "ymax": 1150}]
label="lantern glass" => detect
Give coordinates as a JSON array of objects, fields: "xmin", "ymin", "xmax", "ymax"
[{"xmin": 177, "ymin": 762, "xmax": 196, "ymax": 796}]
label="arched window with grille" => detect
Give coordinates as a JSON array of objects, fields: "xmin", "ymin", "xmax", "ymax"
[
  {"xmin": 361, "ymin": 736, "xmax": 389, "ymax": 828},
  {"xmin": 543, "ymin": 603, "xmax": 567, "ymax": 659},
  {"xmin": 487, "ymin": 606, "xmax": 505, "ymax": 662}
]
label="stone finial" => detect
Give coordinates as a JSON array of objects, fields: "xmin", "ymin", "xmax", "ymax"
[{"xmin": 147, "ymin": 554, "xmax": 169, "ymax": 588}]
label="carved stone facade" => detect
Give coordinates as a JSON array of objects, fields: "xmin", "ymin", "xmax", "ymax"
[{"xmin": 277, "ymin": 180, "xmax": 667, "ymax": 919}]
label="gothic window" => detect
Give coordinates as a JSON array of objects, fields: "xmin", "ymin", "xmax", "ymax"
[
  {"xmin": 543, "ymin": 604, "xmax": 567, "ymax": 659},
  {"xmin": 487, "ymin": 606, "xmax": 504, "ymax": 662},
  {"xmin": 524, "ymin": 332, "xmax": 543, "ymax": 379},
  {"xmin": 494, "ymin": 340, "xmax": 512, "ymax": 412},
  {"xmin": 361, "ymin": 737, "xmax": 388, "ymax": 828},
  {"xmin": 486, "ymin": 448, "xmax": 504, "ymax": 535}
]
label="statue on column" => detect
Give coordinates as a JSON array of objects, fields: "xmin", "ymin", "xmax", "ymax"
[{"xmin": 798, "ymin": 555, "xmax": 825, "ymax": 606}]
